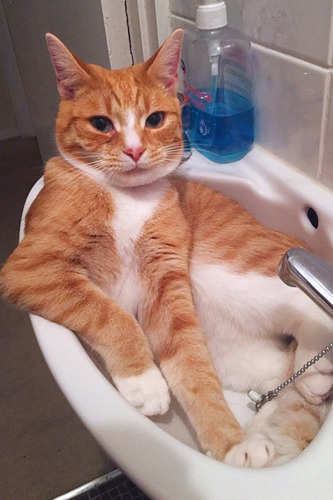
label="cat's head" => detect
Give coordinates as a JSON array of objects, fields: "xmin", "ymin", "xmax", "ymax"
[{"xmin": 46, "ymin": 30, "xmax": 184, "ymax": 187}]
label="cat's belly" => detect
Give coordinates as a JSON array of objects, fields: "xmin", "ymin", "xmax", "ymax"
[{"xmin": 190, "ymin": 261, "xmax": 296, "ymax": 393}]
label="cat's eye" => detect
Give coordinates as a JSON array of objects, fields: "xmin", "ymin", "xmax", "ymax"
[
  {"xmin": 90, "ymin": 116, "xmax": 113, "ymax": 132},
  {"xmin": 146, "ymin": 112, "xmax": 165, "ymax": 128}
]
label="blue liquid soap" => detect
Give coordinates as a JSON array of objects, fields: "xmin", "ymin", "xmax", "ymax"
[{"xmin": 187, "ymin": 89, "xmax": 254, "ymax": 163}]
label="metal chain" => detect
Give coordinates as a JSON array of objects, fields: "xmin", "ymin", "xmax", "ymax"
[
  {"xmin": 272, "ymin": 341, "xmax": 333, "ymax": 396},
  {"xmin": 248, "ymin": 340, "xmax": 333, "ymax": 411}
]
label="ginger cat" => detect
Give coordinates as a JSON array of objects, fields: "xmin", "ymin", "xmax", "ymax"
[{"xmin": 1, "ymin": 30, "xmax": 332, "ymax": 467}]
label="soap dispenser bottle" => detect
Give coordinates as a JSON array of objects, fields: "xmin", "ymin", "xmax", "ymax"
[{"xmin": 181, "ymin": 0, "xmax": 254, "ymax": 163}]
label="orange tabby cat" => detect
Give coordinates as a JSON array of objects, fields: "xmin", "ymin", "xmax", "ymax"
[{"xmin": 1, "ymin": 30, "xmax": 332, "ymax": 467}]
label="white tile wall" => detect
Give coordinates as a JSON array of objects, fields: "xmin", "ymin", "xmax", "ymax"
[
  {"xmin": 166, "ymin": 0, "xmax": 333, "ymax": 190},
  {"xmin": 171, "ymin": 0, "xmax": 333, "ymax": 66},
  {"xmin": 253, "ymin": 45, "xmax": 329, "ymax": 177},
  {"xmin": 322, "ymin": 74, "xmax": 333, "ymax": 189},
  {"xmin": 169, "ymin": 0, "xmax": 197, "ymax": 21},
  {"xmin": 171, "ymin": 13, "xmax": 194, "ymax": 31},
  {"xmin": 224, "ymin": 0, "xmax": 333, "ymax": 66}
]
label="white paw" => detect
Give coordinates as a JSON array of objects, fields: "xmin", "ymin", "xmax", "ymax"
[
  {"xmin": 113, "ymin": 366, "xmax": 170, "ymax": 416},
  {"xmin": 295, "ymin": 355, "xmax": 333, "ymax": 405},
  {"xmin": 224, "ymin": 435, "xmax": 275, "ymax": 468}
]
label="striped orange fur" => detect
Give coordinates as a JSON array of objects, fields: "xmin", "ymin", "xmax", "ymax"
[{"xmin": 1, "ymin": 31, "xmax": 331, "ymax": 466}]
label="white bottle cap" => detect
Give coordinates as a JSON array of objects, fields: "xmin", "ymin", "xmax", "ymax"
[{"xmin": 196, "ymin": 1, "xmax": 228, "ymax": 30}]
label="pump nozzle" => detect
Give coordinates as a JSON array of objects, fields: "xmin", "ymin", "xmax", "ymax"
[{"xmin": 196, "ymin": 1, "xmax": 227, "ymax": 30}]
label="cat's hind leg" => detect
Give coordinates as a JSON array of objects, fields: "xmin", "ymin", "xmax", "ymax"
[
  {"xmin": 295, "ymin": 355, "xmax": 333, "ymax": 405},
  {"xmin": 224, "ymin": 401, "xmax": 277, "ymax": 468},
  {"xmin": 224, "ymin": 434, "xmax": 275, "ymax": 467},
  {"xmin": 225, "ymin": 390, "xmax": 327, "ymax": 467},
  {"xmin": 142, "ymin": 270, "xmax": 245, "ymax": 460},
  {"xmin": 292, "ymin": 300, "xmax": 333, "ymax": 405}
]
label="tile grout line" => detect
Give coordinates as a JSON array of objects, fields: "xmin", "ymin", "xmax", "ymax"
[
  {"xmin": 318, "ymin": 0, "xmax": 333, "ymax": 183},
  {"xmin": 317, "ymin": 70, "xmax": 332, "ymax": 182},
  {"xmin": 52, "ymin": 469, "xmax": 122, "ymax": 500},
  {"xmin": 251, "ymin": 42, "xmax": 332, "ymax": 73},
  {"xmin": 320, "ymin": 0, "xmax": 333, "ymax": 182},
  {"xmin": 170, "ymin": 12, "xmax": 195, "ymax": 25},
  {"xmin": 327, "ymin": 1, "xmax": 333, "ymax": 68}
]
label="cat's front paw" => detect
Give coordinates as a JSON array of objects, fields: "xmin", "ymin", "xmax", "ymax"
[
  {"xmin": 224, "ymin": 435, "xmax": 275, "ymax": 468},
  {"xmin": 295, "ymin": 354, "xmax": 333, "ymax": 405},
  {"xmin": 113, "ymin": 366, "xmax": 170, "ymax": 416}
]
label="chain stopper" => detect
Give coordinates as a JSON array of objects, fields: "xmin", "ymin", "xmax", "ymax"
[
  {"xmin": 248, "ymin": 389, "xmax": 277, "ymax": 412},
  {"xmin": 247, "ymin": 340, "xmax": 333, "ymax": 412}
]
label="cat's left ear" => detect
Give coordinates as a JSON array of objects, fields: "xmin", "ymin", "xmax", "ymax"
[
  {"xmin": 146, "ymin": 29, "xmax": 183, "ymax": 95},
  {"xmin": 46, "ymin": 33, "xmax": 90, "ymax": 100}
]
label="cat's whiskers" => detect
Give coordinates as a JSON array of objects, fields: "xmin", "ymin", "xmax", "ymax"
[
  {"xmin": 84, "ymin": 158, "xmax": 124, "ymax": 171},
  {"xmin": 45, "ymin": 167, "xmax": 88, "ymax": 186},
  {"xmin": 43, "ymin": 159, "xmax": 116, "ymax": 194},
  {"xmin": 155, "ymin": 143, "xmax": 183, "ymax": 152},
  {"xmin": 149, "ymin": 149, "xmax": 184, "ymax": 161},
  {"xmin": 148, "ymin": 153, "xmax": 183, "ymax": 166},
  {"xmin": 150, "ymin": 145, "xmax": 183, "ymax": 156},
  {"xmin": 151, "ymin": 150, "xmax": 183, "ymax": 158},
  {"xmin": 105, "ymin": 167, "xmax": 121, "ymax": 185},
  {"xmin": 156, "ymin": 140, "xmax": 247, "ymax": 162},
  {"xmin": 75, "ymin": 157, "xmax": 122, "ymax": 187},
  {"xmin": 77, "ymin": 152, "xmax": 122, "ymax": 170}
]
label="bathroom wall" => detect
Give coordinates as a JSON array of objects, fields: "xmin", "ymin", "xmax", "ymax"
[
  {"xmin": 0, "ymin": 60, "xmax": 18, "ymax": 140},
  {"xmin": 162, "ymin": 0, "xmax": 333, "ymax": 190},
  {"xmin": 0, "ymin": 0, "xmax": 35, "ymax": 140},
  {"xmin": 2, "ymin": 0, "xmax": 112, "ymax": 160},
  {"xmin": 1, "ymin": 0, "xmax": 136, "ymax": 161}
]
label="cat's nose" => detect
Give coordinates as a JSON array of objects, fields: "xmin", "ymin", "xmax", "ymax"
[{"xmin": 123, "ymin": 146, "xmax": 146, "ymax": 163}]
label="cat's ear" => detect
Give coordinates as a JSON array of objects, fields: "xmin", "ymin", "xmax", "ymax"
[
  {"xmin": 146, "ymin": 29, "xmax": 183, "ymax": 95},
  {"xmin": 46, "ymin": 33, "xmax": 90, "ymax": 100}
]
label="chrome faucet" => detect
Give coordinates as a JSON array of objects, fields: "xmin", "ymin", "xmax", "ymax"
[
  {"xmin": 278, "ymin": 248, "xmax": 333, "ymax": 320},
  {"xmin": 247, "ymin": 248, "xmax": 333, "ymax": 411}
]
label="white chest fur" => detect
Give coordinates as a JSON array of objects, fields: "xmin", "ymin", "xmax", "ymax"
[{"xmin": 108, "ymin": 180, "xmax": 169, "ymax": 316}]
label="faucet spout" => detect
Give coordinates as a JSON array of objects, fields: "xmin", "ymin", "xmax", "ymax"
[{"xmin": 278, "ymin": 248, "xmax": 333, "ymax": 320}]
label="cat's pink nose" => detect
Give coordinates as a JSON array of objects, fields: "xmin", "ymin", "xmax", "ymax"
[{"xmin": 123, "ymin": 146, "xmax": 145, "ymax": 163}]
